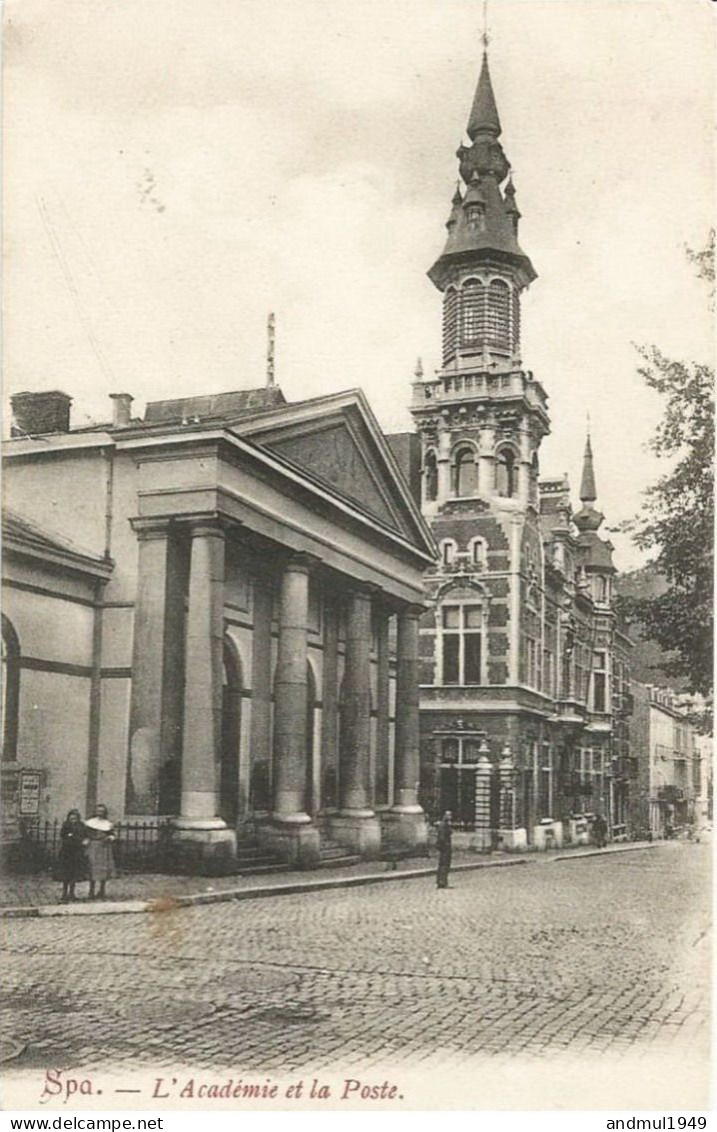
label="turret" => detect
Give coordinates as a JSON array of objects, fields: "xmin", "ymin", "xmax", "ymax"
[{"xmin": 428, "ymin": 50, "xmax": 536, "ymax": 368}]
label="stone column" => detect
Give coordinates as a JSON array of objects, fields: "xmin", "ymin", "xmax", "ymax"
[
  {"xmin": 518, "ymin": 425, "xmax": 532, "ymax": 506},
  {"xmin": 497, "ymin": 743, "xmax": 527, "ymax": 852},
  {"xmin": 473, "ymin": 741, "xmax": 493, "ymax": 851},
  {"xmin": 330, "ymin": 587, "xmax": 381, "ymax": 857},
  {"xmin": 127, "ymin": 519, "xmax": 172, "ymax": 815},
  {"xmin": 273, "ymin": 555, "xmax": 311, "ymax": 820},
  {"xmin": 385, "ymin": 604, "xmax": 427, "ymax": 850},
  {"xmin": 320, "ymin": 597, "xmax": 340, "ymax": 810},
  {"xmin": 479, "ymin": 423, "xmax": 496, "ymax": 499},
  {"xmin": 374, "ymin": 608, "xmax": 391, "ymax": 808},
  {"xmin": 257, "ymin": 554, "xmax": 319, "ymax": 866},
  {"xmin": 436, "ymin": 429, "xmax": 451, "ymax": 503},
  {"xmin": 172, "ymin": 519, "xmax": 236, "ymax": 870}
]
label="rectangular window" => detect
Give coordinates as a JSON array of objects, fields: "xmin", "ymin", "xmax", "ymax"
[
  {"xmin": 592, "ymin": 650, "xmax": 608, "ymax": 713},
  {"xmin": 464, "ymin": 605, "xmax": 482, "ymax": 629},
  {"xmin": 464, "ymin": 634, "xmax": 481, "ymax": 684},
  {"xmin": 443, "ymin": 606, "xmax": 460, "ymax": 629},
  {"xmin": 440, "ymin": 604, "xmax": 483, "ymax": 686},
  {"xmin": 443, "ymin": 635, "xmax": 459, "ymax": 684}
]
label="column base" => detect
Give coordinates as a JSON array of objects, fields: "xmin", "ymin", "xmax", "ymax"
[
  {"xmin": 329, "ymin": 810, "xmax": 382, "ymax": 859},
  {"xmin": 496, "ymin": 827, "xmax": 528, "ymax": 852},
  {"xmin": 256, "ymin": 817, "xmax": 320, "ymax": 869},
  {"xmin": 168, "ymin": 817, "xmax": 237, "ymax": 875},
  {"xmin": 382, "ymin": 806, "xmax": 428, "ymax": 851}
]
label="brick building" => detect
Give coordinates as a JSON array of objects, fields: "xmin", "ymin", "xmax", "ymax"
[{"xmin": 405, "ymin": 49, "xmax": 634, "ymax": 847}]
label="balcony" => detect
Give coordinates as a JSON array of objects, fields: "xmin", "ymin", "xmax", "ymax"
[
  {"xmin": 555, "ymin": 699, "xmax": 586, "ymax": 726},
  {"xmin": 657, "ymin": 785, "xmax": 685, "ymax": 804}
]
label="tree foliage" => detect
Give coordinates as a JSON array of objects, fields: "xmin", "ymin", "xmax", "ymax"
[{"xmin": 620, "ymin": 234, "xmax": 714, "ymax": 695}]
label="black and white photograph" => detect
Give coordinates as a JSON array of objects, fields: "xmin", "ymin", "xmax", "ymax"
[{"xmin": 1, "ymin": 0, "xmax": 713, "ymax": 1115}]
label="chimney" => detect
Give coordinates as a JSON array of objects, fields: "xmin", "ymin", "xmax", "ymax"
[
  {"xmin": 110, "ymin": 392, "xmax": 134, "ymax": 428},
  {"xmin": 11, "ymin": 390, "xmax": 72, "ymax": 436}
]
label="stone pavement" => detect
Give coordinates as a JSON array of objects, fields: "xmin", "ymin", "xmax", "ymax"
[
  {"xmin": 0, "ymin": 841, "xmax": 710, "ymax": 1082},
  {"xmin": 0, "ymin": 841, "xmax": 652, "ymax": 915}
]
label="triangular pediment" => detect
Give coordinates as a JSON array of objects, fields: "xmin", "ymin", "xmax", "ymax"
[{"xmin": 229, "ymin": 390, "xmax": 433, "ymax": 553}]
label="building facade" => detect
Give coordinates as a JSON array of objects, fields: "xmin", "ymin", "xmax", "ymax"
[
  {"xmin": 2, "ymin": 386, "xmax": 435, "ymax": 867},
  {"xmin": 408, "ymin": 50, "xmax": 634, "ymax": 847},
  {"xmin": 630, "ymin": 683, "xmax": 703, "ymax": 838}
]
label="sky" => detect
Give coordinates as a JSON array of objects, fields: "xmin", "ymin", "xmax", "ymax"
[{"xmin": 3, "ymin": 0, "xmax": 714, "ymax": 570}]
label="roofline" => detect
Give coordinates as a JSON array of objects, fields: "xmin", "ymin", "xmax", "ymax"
[
  {"xmin": 123, "ymin": 426, "xmax": 438, "ymax": 567},
  {"xmin": 3, "ymin": 532, "xmax": 114, "ymax": 581}
]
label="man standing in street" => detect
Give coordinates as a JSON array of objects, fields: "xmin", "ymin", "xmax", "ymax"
[{"xmin": 593, "ymin": 812, "xmax": 608, "ymax": 849}]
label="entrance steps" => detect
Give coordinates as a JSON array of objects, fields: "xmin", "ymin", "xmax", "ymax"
[
  {"xmin": 317, "ymin": 836, "xmax": 362, "ymax": 869},
  {"xmin": 233, "ymin": 839, "xmax": 286, "ymax": 876}
]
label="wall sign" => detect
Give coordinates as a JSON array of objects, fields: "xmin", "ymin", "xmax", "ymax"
[{"xmin": 19, "ymin": 771, "xmax": 41, "ymax": 816}]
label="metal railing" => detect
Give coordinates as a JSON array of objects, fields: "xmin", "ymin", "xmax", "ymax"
[{"xmin": 6, "ymin": 818, "xmax": 173, "ymax": 874}]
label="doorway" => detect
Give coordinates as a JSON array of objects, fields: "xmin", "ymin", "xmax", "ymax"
[
  {"xmin": 220, "ymin": 641, "xmax": 242, "ymax": 824},
  {"xmin": 305, "ymin": 662, "xmax": 317, "ymax": 815}
]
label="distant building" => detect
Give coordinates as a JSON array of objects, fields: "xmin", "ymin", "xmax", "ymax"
[
  {"xmin": 630, "ymin": 683, "xmax": 702, "ymax": 837},
  {"xmin": 2, "ymin": 385, "xmax": 435, "ymax": 867},
  {"xmin": 402, "ymin": 48, "xmax": 635, "ymax": 847}
]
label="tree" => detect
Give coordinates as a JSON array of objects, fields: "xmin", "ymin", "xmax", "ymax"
[{"xmin": 618, "ymin": 233, "xmax": 714, "ymax": 696}]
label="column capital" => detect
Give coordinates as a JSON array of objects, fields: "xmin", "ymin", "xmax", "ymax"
[
  {"xmin": 282, "ymin": 551, "xmax": 320, "ymax": 576},
  {"xmin": 343, "ymin": 583, "xmax": 379, "ymax": 608},
  {"xmin": 130, "ymin": 516, "xmax": 173, "ymax": 542},
  {"xmin": 182, "ymin": 515, "xmax": 231, "ymax": 541},
  {"xmin": 397, "ymin": 601, "xmax": 427, "ymax": 621}
]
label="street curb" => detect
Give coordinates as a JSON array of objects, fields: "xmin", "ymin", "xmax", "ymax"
[
  {"xmin": 551, "ymin": 842, "xmax": 659, "ymax": 862},
  {"xmin": 0, "ymin": 857, "xmax": 528, "ymax": 919},
  {"xmin": 0, "ymin": 840, "xmax": 660, "ymax": 918}
]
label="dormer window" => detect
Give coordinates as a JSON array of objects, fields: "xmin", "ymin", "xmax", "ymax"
[{"xmin": 465, "ymin": 204, "xmax": 486, "ymax": 231}]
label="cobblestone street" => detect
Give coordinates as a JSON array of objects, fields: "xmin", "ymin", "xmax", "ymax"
[{"xmin": 1, "ymin": 843, "xmax": 710, "ymax": 1090}]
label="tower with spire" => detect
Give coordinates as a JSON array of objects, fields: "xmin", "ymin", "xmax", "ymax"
[
  {"xmin": 412, "ymin": 46, "xmax": 549, "ymax": 518},
  {"xmin": 410, "ymin": 42, "xmax": 633, "ymax": 850}
]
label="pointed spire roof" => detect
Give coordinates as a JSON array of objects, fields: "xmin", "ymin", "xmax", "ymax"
[
  {"xmin": 428, "ymin": 44, "xmax": 537, "ymax": 291},
  {"xmin": 467, "ymin": 51, "xmax": 502, "ymax": 140},
  {"xmin": 580, "ymin": 433, "xmax": 597, "ymax": 503},
  {"xmin": 574, "ymin": 431, "xmax": 605, "ymax": 535}
]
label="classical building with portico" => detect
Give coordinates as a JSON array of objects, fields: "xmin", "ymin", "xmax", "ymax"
[{"xmin": 2, "ymin": 385, "xmax": 434, "ymax": 867}]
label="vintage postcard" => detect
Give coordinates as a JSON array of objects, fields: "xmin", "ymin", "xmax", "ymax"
[{"xmin": 1, "ymin": 0, "xmax": 713, "ymax": 1115}]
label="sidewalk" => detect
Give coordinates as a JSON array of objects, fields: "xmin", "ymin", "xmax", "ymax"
[{"xmin": 0, "ymin": 840, "xmax": 659, "ymax": 918}]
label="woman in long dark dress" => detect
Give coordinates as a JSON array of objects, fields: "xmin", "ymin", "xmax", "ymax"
[
  {"xmin": 436, "ymin": 811, "xmax": 453, "ymax": 889},
  {"xmin": 57, "ymin": 809, "xmax": 87, "ymax": 903},
  {"xmin": 84, "ymin": 804, "xmax": 116, "ymax": 900}
]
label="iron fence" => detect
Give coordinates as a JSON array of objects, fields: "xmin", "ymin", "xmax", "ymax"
[{"xmin": 6, "ymin": 818, "xmax": 173, "ymax": 874}]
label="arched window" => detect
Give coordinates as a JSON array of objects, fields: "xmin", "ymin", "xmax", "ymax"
[
  {"xmin": 486, "ymin": 279, "xmax": 510, "ymax": 350},
  {"xmin": 442, "ymin": 287, "xmax": 459, "ymax": 363},
  {"xmin": 469, "ymin": 537, "xmax": 486, "ymax": 569},
  {"xmin": 594, "ymin": 575, "xmax": 607, "ymax": 602},
  {"xmin": 454, "ymin": 447, "xmax": 478, "ymax": 497},
  {"xmin": 512, "ymin": 289, "xmax": 521, "ymax": 351},
  {"xmin": 219, "ymin": 639, "xmax": 243, "ymax": 824},
  {"xmin": 466, "ymin": 203, "xmax": 486, "ymax": 231},
  {"xmin": 423, "ymin": 449, "xmax": 438, "ymax": 503},
  {"xmin": 1, "ymin": 615, "xmax": 20, "ymax": 762},
  {"xmin": 460, "ymin": 279, "xmax": 486, "ymax": 347},
  {"xmin": 440, "ymin": 539, "xmax": 457, "ymax": 568},
  {"xmin": 496, "ymin": 448, "xmax": 516, "ymax": 498}
]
